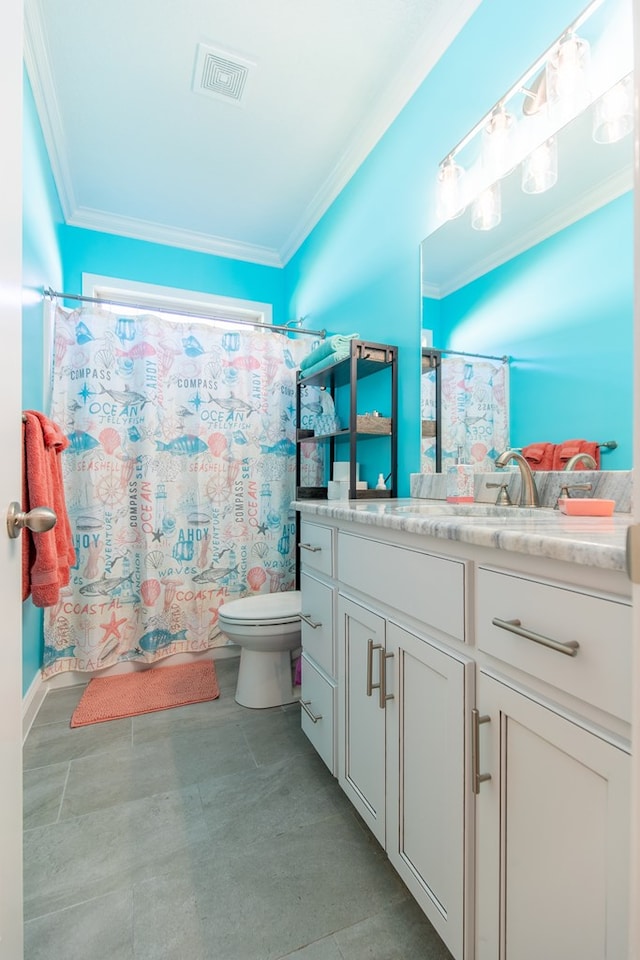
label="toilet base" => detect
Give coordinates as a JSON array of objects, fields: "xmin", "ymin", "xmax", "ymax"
[{"xmin": 235, "ymin": 648, "xmax": 299, "ymax": 709}]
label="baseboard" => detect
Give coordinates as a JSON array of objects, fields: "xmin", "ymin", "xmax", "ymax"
[{"xmin": 22, "ymin": 670, "xmax": 47, "ymax": 744}]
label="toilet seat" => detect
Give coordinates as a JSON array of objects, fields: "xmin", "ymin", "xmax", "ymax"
[{"xmin": 218, "ymin": 590, "xmax": 301, "ymax": 627}]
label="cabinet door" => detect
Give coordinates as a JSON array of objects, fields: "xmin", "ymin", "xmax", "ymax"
[
  {"xmin": 338, "ymin": 595, "xmax": 387, "ymax": 845},
  {"xmin": 386, "ymin": 621, "xmax": 470, "ymax": 960},
  {"xmin": 475, "ymin": 673, "xmax": 630, "ymax": 960}
]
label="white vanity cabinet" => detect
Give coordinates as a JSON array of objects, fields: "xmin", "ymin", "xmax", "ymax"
[
  {"xmin": 298, "ymin": 519, "xmax": 337, "ymax": 773},
  {"xmin": 337, "ymin": 531, "xmax": 472, "ymax": 959},
  {"xmin": 474, "ymin": 565, "xmax": 632, "ymax": 960}
]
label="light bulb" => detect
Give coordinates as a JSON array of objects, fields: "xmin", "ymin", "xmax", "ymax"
[
  {"xmin": 593, "ymin": 76, "xmax": 633, "ymax": 144},
  {"xmin": 471, "ymin": 182, "xmax": 501, "ymax": 231},
  {"xmin": 482, "ymin": 106, "xmax": 517, "ymax": 180},
  {"xmin": 436, "ymin": 158, "xmax": 466, "ymax": 221},
  {"xmin": 546, "ymin": 33, "xmax": 591, "ymax": 123},
  {"xmin": 522, "ymin": 137, "xmax": 558, "ymax": 194}
]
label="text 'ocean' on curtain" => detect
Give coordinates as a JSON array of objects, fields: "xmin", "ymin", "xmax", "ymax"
[{"xmin": 44, "ymin": 304, "xmax": 311, "ymax": 678}]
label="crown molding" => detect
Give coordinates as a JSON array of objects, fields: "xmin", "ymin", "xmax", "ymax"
[
  {"xmin": 280, "ymin": 0, "xmax": 482, "ymax": 263},
  {"xmin": 67, "ymin": 207, "xmax": 283, "ymax": 267},
  {"xmin": 23, "ymin": 0, "xmax": 77, "ymax": 221}
]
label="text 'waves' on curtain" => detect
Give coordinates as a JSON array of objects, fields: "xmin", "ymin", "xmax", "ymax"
[{"xmin": 44, "ymin": 305, "xmax": 313, "ymax": 678}]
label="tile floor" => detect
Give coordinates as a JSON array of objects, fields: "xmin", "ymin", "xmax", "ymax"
[{"xmin": 23, "ymin": 657, "xmax": 453, "ymax": 960}]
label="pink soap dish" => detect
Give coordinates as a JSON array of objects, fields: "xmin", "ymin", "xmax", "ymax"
[{"xmin": 557, "ymin": 498, "xmax": 615, "ymax": 516}]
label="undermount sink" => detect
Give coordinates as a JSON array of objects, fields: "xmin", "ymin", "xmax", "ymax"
[{"xmin": 384, "ymin": 502, "xmax": 541, "ymax": 519}]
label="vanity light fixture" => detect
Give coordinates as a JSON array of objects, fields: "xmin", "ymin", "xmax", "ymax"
[
  {"xmin": 592, "ymin": 73, "xmax": 633, "ymax": 143},
  {"xmin": 522, "ymin": 136, "xmax": 558, "ymax": 194},
  {"xmin": 434, "ymin": 0, "xmax": 630, "ymax": 232},
  {"xmin": 471, "ymin": 182, "xmax": 501, "ymax": 231},
  {"xmin": 436, "ymin": 156, "xmax": 466, "ymax": 221}
]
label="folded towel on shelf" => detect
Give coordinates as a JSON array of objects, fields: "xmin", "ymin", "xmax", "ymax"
[
  {"xmin": 552, "ymin": 439, "xmax": 600, "ymax": 470},
  {"xmin": 522, "ymin": 442, "xmax": 556, "ymax": 471},
  {"xmin": 298, "ymin": 333, "xmax": 360, "ymax": 374},
  {"xmin": 298, "ymin": 351, "xmax": 345, "ymax": 381},
  {"xmin": 22, "ymin": 411, "xmax": 76, "ymax": 607}
]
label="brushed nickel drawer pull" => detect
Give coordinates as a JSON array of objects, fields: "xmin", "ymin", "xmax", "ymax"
[
  {"xmin": 301, "ymin": 699, "xmax": 323, "ymax": 723},
  {"xmin": 379, "ymin": 649, "xmax": 394, "ymax": 709},
  {"xmin": 299, "ymin": 542, "xmax": 322, "ymax": 553},
  {"xmin": 492, "ymin": 617, "xmax": 579, "ymax": 657},
  {"xmin": 300, "ymin": 613, "xmax": 322, "ymax": 629},
  {"xmin": 366, "ymin": 638, "xmax": 382, "ymax": 697},
  {"xmin": 471, "ymin": 708, "xmax": 491, "ymax": 795}
]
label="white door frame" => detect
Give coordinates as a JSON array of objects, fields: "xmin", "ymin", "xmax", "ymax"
[{"xmin": 0, "ymin": 0, "xmax": 25, "ymax": 956}]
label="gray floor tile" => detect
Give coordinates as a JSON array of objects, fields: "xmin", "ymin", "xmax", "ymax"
[
  {"xmin": 24, "ymin": 889, "xmax": 134, "ymax": 960},
  {"xmin": 239, "ymin": 704, "xmax": 310, "ymax": 766},
  {"xmin": 136, "ymin": 812, "xmax": 407, "ymax": 960},
  {"xmin": 24, "ymin": 784, "xmax": 210, "ymax": 921},
  {"xmin": 60, "ymin": 721, "xmax": 257, "ymax": 819},
  {"xmin": 279, "ymin": 936, "xmax": 344, "ymax": 960},
  {"xmin": 333, "ymin": 899, "xmax": 453, "ymax": 959},
  {"xmin": 132, "ymin": 873, "xmax": 206, "ymax": 960},
  {"xmin": 32, "ymin": 684, "xmax": 87, "ymax": 727},
  {"xmin": 23, "ymin": 761, "xmax": 69, "ymax": 829},
  {"xmin": 131, "ymin": 688, "xmax": 248, "ymax": 746},
  {"xmin": 23, "ymin": 717, "xmax": 132, "ymax": 771}
]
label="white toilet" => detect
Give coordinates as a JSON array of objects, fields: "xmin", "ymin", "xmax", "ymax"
[{"xmin": 217, "ymin": 591, "xmax": 302, "ymax": 708}]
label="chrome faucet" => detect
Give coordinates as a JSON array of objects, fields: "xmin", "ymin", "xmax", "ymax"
[
  {"xmin": 494, "ymin": 450, "xmax": 540, "ymax": 507},
  {"xmin": 563, "ymin": 453, "xmax": 597, "ymax": 471}
]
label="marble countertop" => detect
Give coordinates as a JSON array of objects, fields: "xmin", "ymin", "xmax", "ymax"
[{"xmin": 292, "ymin": 498, "xmax": 631, "ymax": 572}]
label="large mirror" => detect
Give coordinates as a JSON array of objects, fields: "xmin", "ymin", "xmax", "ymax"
[{"xmin": 420, "ymin": 0, "xmax": 633, "ymax": 474}]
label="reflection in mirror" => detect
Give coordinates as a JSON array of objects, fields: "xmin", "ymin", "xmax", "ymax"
[{"xmin": 420, "ymin": 0, "xmax": 633, "ymax": 474}]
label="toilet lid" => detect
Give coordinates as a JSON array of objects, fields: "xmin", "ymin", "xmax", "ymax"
[{"xmin": 218, "ymin": 590, "xmax": 302, "ymax": 625}]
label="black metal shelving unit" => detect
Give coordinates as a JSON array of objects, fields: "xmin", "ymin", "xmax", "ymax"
[{"xmin": 295, "ymin": 339, "xmax": 398, "ymax": 500}]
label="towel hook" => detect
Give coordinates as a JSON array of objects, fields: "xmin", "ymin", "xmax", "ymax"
[{"xmin": 6, "ymin": 502, "xmax": 57, "ymax": 539}]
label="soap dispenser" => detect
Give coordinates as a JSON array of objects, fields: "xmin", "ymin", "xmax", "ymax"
[
  {"xmin": 446, "ymin": 446, "xmax": 474, "ymax": 503},
  {"xmin": 375, "ymin": 473, "xmax": 387, "ymax": 490}
]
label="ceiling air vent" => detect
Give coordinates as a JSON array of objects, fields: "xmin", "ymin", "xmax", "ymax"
[{"xmin": 192, "ymin": 43, "xmax": 253, "ymax": 106}]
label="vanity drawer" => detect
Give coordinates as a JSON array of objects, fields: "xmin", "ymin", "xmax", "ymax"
[
  {"xmin": 300, "ymin": 571, "xmax": 334, "ymax": 676},
  {"xmin": 338, "ymin": 532, "xmax": 466, "ymax": 641},
  {"xmin": 476, "ymin": 566, "xmax": 631, "ymax": 723},
  {"xmin": 300, "ymin": 653, "xmax": 335, "ymax": 774},
  {"xmin": 299, "ymin": 520, "xmax": 334, "ymax": 577}
]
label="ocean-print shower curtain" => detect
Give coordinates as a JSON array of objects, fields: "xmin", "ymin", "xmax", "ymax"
[
  {"xmin": 421, "ymin": 355, "xmax": 509, "ymax": 473},
  {"xmin": 43, "ymin": 304, "xmax": 310, "ymax": 679}
]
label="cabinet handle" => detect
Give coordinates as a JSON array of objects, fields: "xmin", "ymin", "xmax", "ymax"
[
  {"xmin": 378, "ymin": 649, "xmax": 394, "ymax": 709},
  {"xmin": 366, "ymin": 638, "xmax": 383, "ymax": 697},
  {"xmin": 491, "ymin": 617, "xmax": 580, "ymax": 657},
  {"xmin": 301, "ymin": 699, "xmax": 323, "ymax": 723},
  {"xmin": 299, "ymin": 542, "xmax": 322, "ymax": 553},
  {"xmin": 300, "ymin": 613, "xmax": 322, "ymax": 629},
  {"xmin": 471, "ymin": 708, "xmax": 492, "ymax": 795}
]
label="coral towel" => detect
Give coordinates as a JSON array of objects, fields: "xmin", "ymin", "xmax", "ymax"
[
  {"xmin": 22, "ymin": 411, "xmax": 76, "ymax": 606},
  {"xmin": 522, "ymin": 442, "xmax": 556, "ymax": 471},
  {"xmin": 552, "ymin": 439, "xmax": 600, "ymax": 470}
]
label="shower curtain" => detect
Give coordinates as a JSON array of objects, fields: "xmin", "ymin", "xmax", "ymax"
[
  {"xmin": 43, "ymin": 304, "xmax": 311, "ymax": 678},
  {"xmin": 421, "ymin": 355, "xmax": 509, "ymax": 473}
]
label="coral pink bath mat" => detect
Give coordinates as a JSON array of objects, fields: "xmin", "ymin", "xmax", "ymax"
[{"xmin": 70, "ymin": 660, "xmax": 220, "ymax": 727}]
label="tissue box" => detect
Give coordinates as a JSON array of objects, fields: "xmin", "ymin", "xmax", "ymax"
[
  {"xmin": 327, "ymin": 480, "xmax": 368, "ymax": 500},
  {"xmin": 333, "ymin": 461, "xmax": 359, "ymax": 481}
]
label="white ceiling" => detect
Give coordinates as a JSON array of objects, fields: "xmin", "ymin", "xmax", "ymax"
[{"xmin": 24, "ymin": 0, "xmax": 481, "ymax": 268}]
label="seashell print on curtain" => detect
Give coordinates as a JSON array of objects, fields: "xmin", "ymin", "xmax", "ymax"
[{"xmin": 43, "ymin": 305, "xmax": 312, "ymax": 678}]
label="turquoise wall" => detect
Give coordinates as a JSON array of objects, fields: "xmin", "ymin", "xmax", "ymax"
[
  {"xmin": 431, "ymin": 194, "xmax": 632, "ymax": 468},
  {"xmin": 58, "ymin": 227, "xmax": 287, "ymax": 324},
  {"xmin": 284, "ymin": 0, "xmax": 598, "ymax": 494},
  {"xmin": 22, "ymin": 69, "xmax": 64, "ymax": 695}
]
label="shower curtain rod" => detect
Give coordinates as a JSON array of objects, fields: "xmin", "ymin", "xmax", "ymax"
[
  {"xmin": 438, "ymin": 348, "xmax": 510, "ymax": 363},
  {"xmin": 44, "ymin": 287, "xmax": 327, "ymax": 339}
]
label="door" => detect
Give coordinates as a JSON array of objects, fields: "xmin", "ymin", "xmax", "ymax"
[
  {"xmin": 475, "ymin": 673, "xmax": 630, "ymax": 960},
  {"xmin": 338, "ymin": 595, "xmax": 387, "ymax": 845},
  {"xmin": 386, "ymin": 621, "xmax": 470, "ymax": 960},
  {"xmin": 0, "ymin": 0, "xmax": 26, "ymax": 956}
]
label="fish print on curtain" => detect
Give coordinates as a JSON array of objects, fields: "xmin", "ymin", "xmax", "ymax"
[
  {"xmin": 43, "ymin": 305, "xmax": 309, "ymax": 678},
  {"xmin": 421, "ymin": 356, "xmax": 509, "ymax": 473}
]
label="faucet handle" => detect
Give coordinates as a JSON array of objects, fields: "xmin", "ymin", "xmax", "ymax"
[
  {"xmin": 486, "ymin": 481, "xmax": 513, "ymax": 506},
  {"xmin": 555, "ymin": 482, "xmax": 592, "ymax": 509}
]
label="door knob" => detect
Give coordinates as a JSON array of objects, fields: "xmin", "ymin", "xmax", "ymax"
[{"xmin": 6, "ymin": 502, "xmax": 57, "ymax": 539}]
